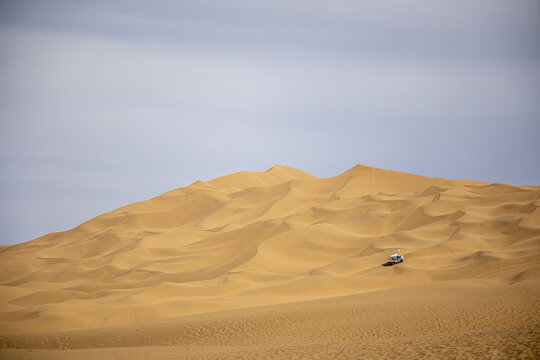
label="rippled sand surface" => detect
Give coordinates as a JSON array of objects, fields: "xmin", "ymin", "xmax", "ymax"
[{"xmin": 1, "ymin": 165, "xmax": 539, "ymax": 359}]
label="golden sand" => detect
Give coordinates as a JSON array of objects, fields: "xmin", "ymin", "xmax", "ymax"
[{"xmin": 1, "ymin": 164, "xmax": 539, "ymax": 359}]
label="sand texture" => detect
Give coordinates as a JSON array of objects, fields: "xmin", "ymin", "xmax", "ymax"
[{"xmin": 1, "ymin": 164, "xmax": 539, "ymax": 359}]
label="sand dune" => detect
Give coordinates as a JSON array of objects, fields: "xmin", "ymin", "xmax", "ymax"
[{"xmin": 1, "ymin": 164, "xmax": 539, "ymax": 359}]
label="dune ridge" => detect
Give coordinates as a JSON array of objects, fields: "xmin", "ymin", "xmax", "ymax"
[{"xmin": 1, "ymin": 164, "xmax": 539, "ymax": 358}]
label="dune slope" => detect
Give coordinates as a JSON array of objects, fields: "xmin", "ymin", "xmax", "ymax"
[{"xmin": 1, "ymin": 164, "xmax": 539, "ymax": 358}]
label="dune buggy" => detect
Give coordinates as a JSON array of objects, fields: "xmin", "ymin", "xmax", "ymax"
[{"xmin": 387, "ymin": 253, "xmax": 404, "ymax": 266}]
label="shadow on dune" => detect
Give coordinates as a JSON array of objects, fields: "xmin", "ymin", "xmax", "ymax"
[{"xmin": 381, "ymin": 263, "xmax": 393, "ymax": 267}]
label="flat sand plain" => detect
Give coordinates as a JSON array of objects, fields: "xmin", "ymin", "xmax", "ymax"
[{"xmin": 1, "ymin": 164, "xmax": 539, "ymax": 359}]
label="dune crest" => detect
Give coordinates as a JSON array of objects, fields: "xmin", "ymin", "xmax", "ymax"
[{"xmin": 1, "ymin": 164, "xmax": 539, "ymax": 358}]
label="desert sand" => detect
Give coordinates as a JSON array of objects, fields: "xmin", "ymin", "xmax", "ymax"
[{"xmin": 1, "ymin": 164, "xmax": 539, "ymax": 359}]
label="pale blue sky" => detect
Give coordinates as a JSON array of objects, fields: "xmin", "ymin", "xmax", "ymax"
[{"xmin": 1, "ymin": 0, "xmax": 539, "ymax": 245}]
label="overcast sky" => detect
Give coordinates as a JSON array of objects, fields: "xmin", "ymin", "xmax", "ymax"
[{"xmin": 1, "ymin": 0, "xmax": 539, "ymax": 245}]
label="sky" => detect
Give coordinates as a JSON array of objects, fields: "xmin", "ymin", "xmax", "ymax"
[{"xmin": 1, "ymin": 0, "xmax": 539, "ymax": 245}]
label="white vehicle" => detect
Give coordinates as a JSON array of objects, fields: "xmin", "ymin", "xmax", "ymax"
[{"xmin": 387, "ymin": 249, "xmax": 404, "ymax": 265}]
